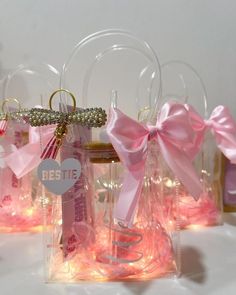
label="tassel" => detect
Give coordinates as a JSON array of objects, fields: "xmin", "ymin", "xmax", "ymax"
[
  {"xmin": 0, "ymin": 119, "xmax": 7, "ymax": 136},
  {"xmin": 41, "ymin": 123, "xmax": 67, "ymax": 160},
  {"xmin": 41, "ymin": 136, "xmax": 61, "ymax": 160}
]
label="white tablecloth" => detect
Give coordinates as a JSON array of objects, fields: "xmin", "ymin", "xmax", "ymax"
[{"xmin": 0, "ymin": 213, "xmax": 236, "ymax": 295}]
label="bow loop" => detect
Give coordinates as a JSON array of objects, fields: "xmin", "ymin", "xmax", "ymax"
[
  {"xmin": 208, "ymin": 105, "xmax": 236, "ymax": 132},
  {"xmin": 185, "ymin": 104, "xmax": 236, "ymax": 164},
  {"xmin": 207, "ymin": 105, "xmax": 236, "ymax": 163},
  {"xmin": 107, "ymin": 107, "xmax": 149, "ymax": 172},
  {"xmin": 158, "ymin": 103, "xmax": 195, "ymax": 147}
]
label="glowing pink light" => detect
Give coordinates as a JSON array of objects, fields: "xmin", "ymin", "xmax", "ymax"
[
  {"xmin": 48, "ymin": 221, "xmax": 176, "ymax": 281},
  {"xmin": 164, "ymin": 192, "xmax": 221, "ymax": 229}
]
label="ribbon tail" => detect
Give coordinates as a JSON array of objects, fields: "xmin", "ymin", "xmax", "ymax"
[
  {"xmin": 114, "ymin": 168, "xmax": 145, "ymax": 227},
  {"xmin": 159, "ymin": 138, "xmax": 203, "ymax": 200},
  {"xmin": 4, "ymin": 126, "xmax": 56, "ymax": 178},
  {"xmin": 5, "ymin": 142, "xmax": 43, "ymax": 178}
]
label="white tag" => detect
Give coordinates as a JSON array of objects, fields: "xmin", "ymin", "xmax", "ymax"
[{"xmin": 37, "ymin": 158, "xmax": 81, "ymax": 195}]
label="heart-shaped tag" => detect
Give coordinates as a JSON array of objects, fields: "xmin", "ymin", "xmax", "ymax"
[{"xmin": 37, "ymin": 158, "xmax": 81, "ymax": 195}]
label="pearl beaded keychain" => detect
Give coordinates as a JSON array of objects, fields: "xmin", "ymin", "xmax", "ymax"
[{"xmin": 0, "ymin": 89, "xmax": 107, "ymax": 160}]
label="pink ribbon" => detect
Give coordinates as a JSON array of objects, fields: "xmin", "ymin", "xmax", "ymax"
[
  {"xmin": 106, "ymin": 102, "xmax": 203, "ymax": 226},
  {"xmin": 5, "ymin": 125, "xmax": 56, "ymax": 178},
  {"xmin": 186, "ymin": 104, "xmax": 236, "ymax": 163}
]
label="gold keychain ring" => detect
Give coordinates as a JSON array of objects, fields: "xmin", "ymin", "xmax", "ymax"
[
  {"xmin": 1, "ymin": 98, "xmax": 22, "ymax": 113},
  {"xmin": 49, "ymin": 89, "xmax": 76, "ymax": 112}
]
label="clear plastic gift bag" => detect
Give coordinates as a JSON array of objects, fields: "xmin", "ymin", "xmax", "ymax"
[
  {"xmin": 0, "ymin": 63, "xmax": 59, "ymax": 232},
  {"xmin": 0, "ymin": 99, "xmax": 42, "ymax": 232},
  {"xmin": 41, "ymin": 31, "xmax": 181, "ymax": 282},
  {"xmin": 161, "ymin": 61, "xmax": 223, "ymax": 228}
]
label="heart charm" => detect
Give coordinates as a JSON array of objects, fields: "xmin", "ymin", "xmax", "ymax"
[{"xmin": 37, "ymin": 158, "xmax": 81, "ymax": 195}]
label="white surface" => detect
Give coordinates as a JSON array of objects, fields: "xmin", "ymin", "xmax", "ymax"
[
  {"xmin": 0, "ymin": 0, "xmax": 236, "ymax": 116},
  {"xmin": 0, "ymin": 213, "xmax": 236, "ymax": 295}
]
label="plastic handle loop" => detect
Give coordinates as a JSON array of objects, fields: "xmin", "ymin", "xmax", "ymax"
[
  {"xmin": 3, "ymin": 63, "xmax": 60, "ymax": 108},
  {"xmin": 161, "ymin": 60, "xmax": 208, "ymax": 118},
  {"xmin": 49, "ymin": 89, "xmax": 76, "ymax": 112},
  {"xmin": 82, "ymin": 45, "xmax": 159, "ymax": 109},
  {"xmin": 1, "ymin": 98, "xmax": 22, "ymax": 113}
]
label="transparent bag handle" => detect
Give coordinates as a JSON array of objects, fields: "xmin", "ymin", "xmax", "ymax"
[
  {"xmin": 3, "ymin": 62, "xmax": 60, "ymax": 108},
  {"xmin": 82, "ymin": 44, "xmax": 160, "ymax": 118},
  {"xmin": 61, "ymin": 29, "xmax": 161, "ymax": 122},
  {"xmin": 160, "ymin": 60, "xmax": 208, "ymax": 118}
]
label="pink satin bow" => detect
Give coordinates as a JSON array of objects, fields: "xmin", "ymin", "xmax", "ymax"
[
  {"xmin": 107, "ymin": 102, "xmax": 203, "ymax": 226},
  {"xmin": 5, "ymin": 125, "xmax": 56, "ymax": 178},
  {"xmin": 186, "ymin": 104, "xmax": 236, "ymax": 163}
]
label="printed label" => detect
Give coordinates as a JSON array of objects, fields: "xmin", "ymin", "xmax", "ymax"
[{"xmin": 59, "ymin": 104, "xmax": 92, "ymax": 258}]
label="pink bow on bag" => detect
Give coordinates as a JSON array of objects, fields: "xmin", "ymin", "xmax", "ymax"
[
  {"xmin": 107, "ymin": 102, "xmax": 203, "ymax": 226},
  {"xmin": 5, "ymin": 125, "xmax": 56, "ymax": 178},
  {"xmin": 186, "ymin": 105, "xmax": 236, "ymax": 163}
]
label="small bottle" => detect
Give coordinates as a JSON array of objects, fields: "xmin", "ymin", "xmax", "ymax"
[{"xmin": 83, "ymin": 141, "xmax": 121, "ymax": 265}]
